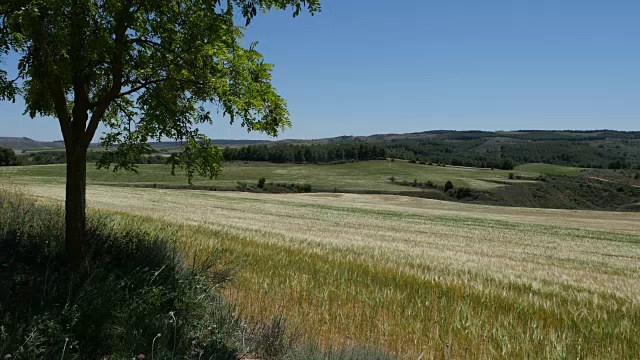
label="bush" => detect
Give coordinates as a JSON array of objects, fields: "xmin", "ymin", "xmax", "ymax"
[
  {"xmin": 450, "ymin": 187, "xmax": 472, "ymax": 199},
  {"xmin": 258, "ymin": 177, "xmax": 267, "ymax": 189},
  {"xmin": 0, "ymin": 147, "xmax": 18, "ymax": 166},
  {"xmin": 444, "ymin": 180, "xmax": 454, "ymax": 192},
  {"xmin": 268, "ymin": 183, "xmax": 312, "ymax": 193},
  {"xmin": 635, "ymin": 172, "xmax": 640, "ymax": 180},
  {"xmin": 508, "ymin": 172, "xmax": 515, "ymax": 180},
  {"xmin": 500, "ymin": 159, "xmax": 515, "ymax": 170},
  {"xmin": 237, "ymin": 181, "xmax": 248, "ymax": 191}
]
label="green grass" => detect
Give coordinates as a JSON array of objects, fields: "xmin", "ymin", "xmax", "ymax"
[
  {"xmin": 0, "ymin": 160, "xmax": 563, "ymax": 192},
  {"xmin": 515, "ymin": 162, "xmax": 583, "ymax": 176}
]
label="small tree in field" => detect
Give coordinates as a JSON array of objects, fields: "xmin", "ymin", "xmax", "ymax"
[
  {"xmin": 0, "ymin": 0, "xmax": 320, "ymax": 269},
  {"xmin": 0, "ymin": 147, "xmax": 18, "ymax": 166},
  {"xmin": 444, "ymin": 180, "xmax": 454, "ymax": 192}
]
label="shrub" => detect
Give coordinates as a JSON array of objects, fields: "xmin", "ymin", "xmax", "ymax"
[
  {"xmin": 408, "ymin": 159, "xmax": 417, "ymax": 164},
  {"xmin": 450, "ymin": 187, "xmax": 472, "ymax": 199},
  {"xmin": 389, "ymin": 176, "xmax": 396, "ymax": 183},
  {"xmin": 508, "ymin": 172, "xmax": 515, "ymax": 180},
  {"xmin": 251, "ymin": 314, "xmax": 291, "ymax": 359},
  {"xmin": 237, "ymin": 181, "xmax": 248, "ymax": 191},
  {"xmin": 500, "ymin": 159, "xmax": 515, "ymax": 170},
  {"xmin": 0, "ymin": 147, "xmax": 18, "ymax": 166},
  {"xmin": 635, "ymin": 172, "xmax": 639, "ymax": 180},
  {"xmin": 258, "ymin": 177, "xmax": 267, "ymax": 189},
  {"xmin": 444, "ymin": 180, "xmax": 454, "ymax": 192},
  {"xmin": 268, "ymin": 182, "xmax": 312, "ymax": 193}
]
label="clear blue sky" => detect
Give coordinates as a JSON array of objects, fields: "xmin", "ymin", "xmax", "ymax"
[{"xmin": 1, "ymin": 0, "xmax": 639, "ymax": 141}]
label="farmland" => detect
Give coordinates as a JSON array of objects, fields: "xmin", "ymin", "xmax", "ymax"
[
  {"xmin": 0, "ymin": 160, "xmax": 553, "ymax": 191},
  {"xmin": 3, "ymin": 174, "xmax": 640, "ymax": 358}
]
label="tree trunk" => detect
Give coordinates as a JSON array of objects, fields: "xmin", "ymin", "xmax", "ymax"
[{"xmin": 65, "ymin": 147, "xmax": 88, "ymax": 270}]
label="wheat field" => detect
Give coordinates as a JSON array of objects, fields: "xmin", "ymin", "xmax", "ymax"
[{"xmin": 8, "ymin": 183, "xmax": 640, "ymax": 359}]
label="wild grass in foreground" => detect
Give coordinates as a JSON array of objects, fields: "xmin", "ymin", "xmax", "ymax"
[{"xmin": 0, "ymin": 192, "xmax": 394, "ymax": 360}]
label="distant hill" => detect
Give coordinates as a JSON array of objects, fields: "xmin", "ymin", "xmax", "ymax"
[
  {"xmin": 0, "ymin": 137, "xmax": 66, "ymax": 151},
  {"xmin": 280, "ymin": 130, "xmax": 640, "ymax": 144},
  {"xmin": 224, "ymin": 130, "xmax": 640, "ymax": 170},
  {"xmin": 147, "ymin": 140, "xmax": 270, "ymax": 148},
  {"xmin": 4, "ymin": 130, "xmax": 640, "ymax": 169}
]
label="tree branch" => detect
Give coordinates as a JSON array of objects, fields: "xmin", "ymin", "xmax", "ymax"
[
  {"xmin": 48, "ymin": 78, "xmax": 72, "ymax": 145},
  {"xmin": 116, "ymin": 77, "xmax": 170, "ymax": 98},
  {"xmin": 84, "ymin": 1, "xmax": 133, "ymax": 147}
]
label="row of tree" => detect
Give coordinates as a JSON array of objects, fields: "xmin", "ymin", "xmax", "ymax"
[
  {"xmin": 383, "ymin": 139, "xmax": 640, "ymax": 170},
  {"xmin": 222, "ymin": 143, "xmax": 387, "ymax": 163},
  {"xmin": 221, "ymin": 142, "xmax": 516, "ymax": 169},
  {"xmin": 11, "ymin": 150, "xmax": 169, "ymax": 166}
]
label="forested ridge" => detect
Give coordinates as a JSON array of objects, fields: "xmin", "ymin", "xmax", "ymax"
[
  {"xmin": 223, "ymin": 130, "xmax": 640, "ymax": 169},
  {"xmin": 3, "ymin": 130, "xmax": 640, "ymax": 170}
]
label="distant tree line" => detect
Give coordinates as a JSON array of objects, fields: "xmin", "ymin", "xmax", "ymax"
[
  {"xmin": 12, "ymin": 150, "xmax": 168, "ymax": 166},
  {"xmin": 7, "ymin": 134, "xmax": 640, "ymax": 171},
  {"xmin": 382, "ymin": 139, "xmax": 640, "ymax": 170},
  {"xmin": 222, "ymin": 143, "xmax": 387, "ymax": 163}
]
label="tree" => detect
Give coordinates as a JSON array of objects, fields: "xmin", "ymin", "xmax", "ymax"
[
  {"xmin": 257, "ymin": 177, "xmax": 266, "ymax": 189},
  {"xmin": 444, "ymin": 180, "xmax": 454, "ymax": 192},
  {"xmin": 0, "ymin": 0, "xmax": 320, "ymax": 269},
  {"xmin": 0, "ymin": 147, "xmax": 18, "ymax": 166}
]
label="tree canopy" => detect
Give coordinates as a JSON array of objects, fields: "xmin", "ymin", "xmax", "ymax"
[
  {"xmin": 0, "ymin": 147, "xmax": 18, "ymax": 166},
  {"xmin": 0, "ymin": 0, "xmax": 319, "ymax": 180}
]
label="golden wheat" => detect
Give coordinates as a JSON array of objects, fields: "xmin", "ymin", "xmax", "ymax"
[{"xmin": 10, "ymin": 183, "xmax": 640, "ymax": 359}]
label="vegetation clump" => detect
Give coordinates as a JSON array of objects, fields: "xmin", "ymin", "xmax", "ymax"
[
  {"xmin": 0, "ymin": 147, "xmax": 18, "ymax": 166},
  {"xmin": 258, "ymin": 177, "xmax": 267, "ymax": 189},
  {"xmin": 444, "ymin": 180, "xmax": 454, "ymax": 192}
]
